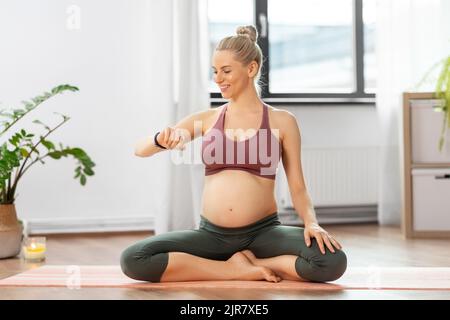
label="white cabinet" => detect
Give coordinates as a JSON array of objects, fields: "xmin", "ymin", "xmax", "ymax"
[
  {"xmin": 412, "ymin": 168, "xmax": 450, "ymax": 231},
  {"xmin": 410, "ymin": 100, "xmax": 450, "ymax": 163},
  {"xmin": 402, "ymin": 92, "xmax": 450, "ymax": 238}
]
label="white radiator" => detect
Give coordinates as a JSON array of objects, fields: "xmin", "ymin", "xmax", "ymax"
[{"xmin": 276, "ymin": 146, "xmax": 379, "ymax": 224}]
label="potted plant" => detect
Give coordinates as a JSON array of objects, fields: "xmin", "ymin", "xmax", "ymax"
[
  {"xmin": 0, "ymin": 84, "xmax": 96, "ymax": 259},
  {"xmin": 415, "ymin": 55, "xmax": 450, "ymax": 152}
]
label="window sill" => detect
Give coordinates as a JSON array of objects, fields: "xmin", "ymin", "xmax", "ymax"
[{"xmin": 210, "ymin": 96, "xmax": 376, "ymax": 106}]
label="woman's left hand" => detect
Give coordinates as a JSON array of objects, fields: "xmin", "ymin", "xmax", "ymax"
[{"xmin": 304, "ymin": 223, "xmax": 343, "ymax": 254}]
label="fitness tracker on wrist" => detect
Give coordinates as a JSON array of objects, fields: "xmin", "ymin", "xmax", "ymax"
[{"xmin": 154, "ymin": 131, "xmax": 167, "ymax": 149}]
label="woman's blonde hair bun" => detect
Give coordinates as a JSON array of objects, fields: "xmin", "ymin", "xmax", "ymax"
[{"xmin": 236, "ymin": 25, "xmax": 258, "ymax": 43}]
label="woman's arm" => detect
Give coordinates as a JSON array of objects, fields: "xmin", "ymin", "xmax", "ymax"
[
  {"xmin": 134, "ymin": 109, "xmax": 212, "ymax": 157},
  {"xmin": 280, "ymin": 111, "xmax": 343, "ymax": 253},
  {"xmin": 279, "ymin": 110, "xmax": 318, "ymax": 225},
  {"xmin": 134, "ymin": 134, "xmax": 167, "ymax": 157}
]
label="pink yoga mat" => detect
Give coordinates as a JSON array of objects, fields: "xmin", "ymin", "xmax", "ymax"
[{"xmin": 1, "ymin": 265, "xmax": 450, "ymax": 290}]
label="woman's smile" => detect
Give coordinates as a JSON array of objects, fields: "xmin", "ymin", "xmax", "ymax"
[{"xmin": 219, "ymin": 84, "xmax": 231, "ymax": 93}]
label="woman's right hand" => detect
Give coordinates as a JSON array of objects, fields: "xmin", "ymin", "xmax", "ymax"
[{"xmin": 156, "ymin": 127, "xmax": 187, "ymax": 150}]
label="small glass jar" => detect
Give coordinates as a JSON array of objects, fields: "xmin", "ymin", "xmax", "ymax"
[{"xmin": 21, "ymin": 237, "xmax": 46, "ymax": 262}]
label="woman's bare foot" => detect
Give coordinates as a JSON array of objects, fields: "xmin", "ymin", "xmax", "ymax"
[
  {"xmin": 240, "ymin": 250, "xmax": 304, "ymax": 281},
  {"xmin": 241, "ymin": 249, "xmax": 258, "ymax": 264},
  {"xmin": 227, "ymin": 252, "xmax": 281, "ymax": 282}
]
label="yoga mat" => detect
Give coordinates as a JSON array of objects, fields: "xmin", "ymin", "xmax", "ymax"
[{"xmin": 1, "ymin": 265, "xmax": 450, "ymax": 290}]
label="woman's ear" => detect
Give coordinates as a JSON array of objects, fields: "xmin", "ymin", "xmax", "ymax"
[{"xmin": 248, "ymin": 61, "xmax": 258, "ymax": 77}]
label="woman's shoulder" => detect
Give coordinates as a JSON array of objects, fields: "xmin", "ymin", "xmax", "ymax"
[
  {"xmin": 203, "ymin": 104, "xmax": 227, "ymax": 121},
  {"xmin": 265, "ymin": 104, "xmax": 296, "ymax": 125},
  {"xmin": 201, "ymin": 104, "xmax": 228, "ymax": 135},
  {"xmin": 265, "ymin": 104, "xmax": 298, "ymax": 142},
  {"xmin": 265, "ymin": 103, "xmax": 292, "ymax": 114},
  {"xmin": 189, "ymin": 105, "xmax": 224, "ymax": 122}
]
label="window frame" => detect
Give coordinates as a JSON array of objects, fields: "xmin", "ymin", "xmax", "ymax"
[{"xmin": 210, "ymin": 0, "xmax": 375, "ymax": 106}]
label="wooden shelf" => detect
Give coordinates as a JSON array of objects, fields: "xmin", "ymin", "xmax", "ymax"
[
  {"xmin": 411, "ymin": 163, "xmax": 450, "ymax": 168},
  {"xmin": 401, "ymin": 92, "xmax": 450, "ymax": 239}
]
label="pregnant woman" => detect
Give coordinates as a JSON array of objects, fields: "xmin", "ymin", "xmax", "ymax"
[{"xmin": 121, "ymin": 25, "xmax": 347, "ymax": 283}]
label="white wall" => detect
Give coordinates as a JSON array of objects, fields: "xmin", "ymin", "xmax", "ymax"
[
  {"xmin": 0, "ymin": 0, "xmax": 379, "ymax": 233},
  {"xmin": 282, "ymin": 105, "xmax": 379, "ymax": 148},
  {"xmin": 0, "ymin": 0, "xmax": 174, "ymax": 231}
]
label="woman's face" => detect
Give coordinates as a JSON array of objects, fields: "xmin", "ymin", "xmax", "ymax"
[{"xmin": 212, "ymin": 50, "xmax": 257, "ymax": 99}]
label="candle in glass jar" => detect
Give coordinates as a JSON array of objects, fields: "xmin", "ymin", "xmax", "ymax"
[{"xmin": 22, "ymin": 237, "xmax": 46, "ymax": 262}]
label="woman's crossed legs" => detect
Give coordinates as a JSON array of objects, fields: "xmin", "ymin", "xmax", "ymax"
[{"xmin": 120, "ymin": 214, "xmax": 347, "ymax": 283}]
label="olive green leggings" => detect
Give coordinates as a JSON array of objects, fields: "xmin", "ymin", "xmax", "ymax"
[{"xmin": 120, "ymin": 212, "xmax": 347, "ymax": 283}]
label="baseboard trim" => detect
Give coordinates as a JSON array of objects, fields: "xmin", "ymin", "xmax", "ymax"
[
  {"xmin": 23, "ymin": 216, "xmax": 155, "ymax": 235},
  {"xmin": 23, "ymin": 205, "xmax": 378, "ymax": 234}
]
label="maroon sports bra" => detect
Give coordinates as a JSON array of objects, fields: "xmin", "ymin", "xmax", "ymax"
[{"xmin": 201, "ymin": 102, "xmax": 281, "ymax": 180}]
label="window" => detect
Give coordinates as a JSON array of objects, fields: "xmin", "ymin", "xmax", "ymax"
[
  {"xmin": 363, "ymin": 0, "xmax": 376, "ymax": 93},
  {"xmin": 269, "ymin": 0, "xmax": 354, "ymax": 94},
  {"xmin": 207, "ymin": 0, "xmax": 254, "ymax": 93},
  {"xmin": 208, "ymin": 0, "xmax": 376, "ymax": 104}
]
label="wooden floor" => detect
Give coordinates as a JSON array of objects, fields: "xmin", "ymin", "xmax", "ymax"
[{"xmin": 1, "ymin": 222, "xmax": 450, "ymax": 300}]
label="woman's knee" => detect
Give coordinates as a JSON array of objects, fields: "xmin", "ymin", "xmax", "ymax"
[
  {"xmin": 120, "ymin": 244, "xmax": 169, "ymax": 282},
  {"xmin": 296, "ymin": 248, "xmax": 347, "ymax": 283},
  {"xmin": 320, "ymin": 249, "xmax": 347, "ymax": 282}
]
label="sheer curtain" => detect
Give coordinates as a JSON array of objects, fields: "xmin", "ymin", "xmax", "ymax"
[
  {"xmin": 155, "ymin": 0, "xmax": 210, "ymax": 234},
  {"xmin": 376, "ymin": 0, "xmax": 450, "ymax": 225}
]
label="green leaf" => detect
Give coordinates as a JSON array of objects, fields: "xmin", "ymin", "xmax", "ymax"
[
  {"xmin": 31, "ymin": 96, "xmax": 44, "ymax": 104},
  {"xmin": 41, "ymin": 139, "xmax": 55, "ymax": 150},
  {"xmin": 20, "ymin": 148, "xmax": 29, "ymax": 157},
  {"xmin": 13, "ymin": 109, "xmax": 25, "ymax": 117},
  {"xmin": 51, "ymin": 84, "xmax": 79, "ymax": 95},
  {"xmin": 53, "ymin": 112, "xmax": 70, "ymax": 122},
  {"xmin": 69, "ymin": 148, "xmax": 87, "ymax": 158},
  {"xmin": 21, "ymin": 101, "xmax": 34, "ymax": 109},
  {"xmin": 48, "ymin": 151, "xmax": 62, "ymax": 159},
  {"xmin": 32, "ymin": 119, "xmax": 51, "ymax": 131},
  {"xmin": 80, "ymin": 174, "xmax": 86, "ymax": 185},
  {"xmin": 83, "ymin": 167, "xmax": 94, "ymax": 176}
]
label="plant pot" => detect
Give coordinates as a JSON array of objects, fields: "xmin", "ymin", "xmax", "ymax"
[{"xmin": 0, "ymin": 204, "xmax": 24, "ymax": 259}]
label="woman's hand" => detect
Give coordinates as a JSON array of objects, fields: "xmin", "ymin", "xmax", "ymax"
[
  {"xmin": 304, "ymin": 222, "xmax": 343, "ymax": 254},
  {"xmin": 157, "ymin": 127, "xmax": 188, "ymax": 150}
]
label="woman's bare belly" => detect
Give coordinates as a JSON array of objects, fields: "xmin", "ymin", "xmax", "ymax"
[{"xmin": 201, "ymin": 169, "xmax": 278, "ymax": 227}]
